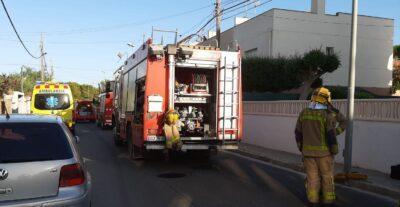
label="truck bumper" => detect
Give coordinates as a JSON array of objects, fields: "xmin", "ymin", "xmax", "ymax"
[{"xmin": 145, "ymin": 139, "xmax": 239, "ymax": 150}]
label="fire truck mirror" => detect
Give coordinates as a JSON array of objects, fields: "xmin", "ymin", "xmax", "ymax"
[{"xmin": 148, "ymin": 95, "xmax": 163, "ymax": 113}]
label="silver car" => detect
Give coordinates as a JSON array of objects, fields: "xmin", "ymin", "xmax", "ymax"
[{"xmin": 0, "ymin": 115, "xmax": 91, "ymax": 207}]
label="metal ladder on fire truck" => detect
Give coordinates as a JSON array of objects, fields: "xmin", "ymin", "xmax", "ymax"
[{"xmin": 219, "ymin": 56, "xmax": 240, "ymax": 148}]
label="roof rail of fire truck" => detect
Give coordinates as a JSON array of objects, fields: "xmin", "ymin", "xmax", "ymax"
[{"xmin": 151, "ymin": 27, "xmax": 178, "ymax": 45}]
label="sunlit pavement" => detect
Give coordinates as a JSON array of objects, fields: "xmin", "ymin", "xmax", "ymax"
[{"xmin": 76, "ymin": 124, "xmax": 397, "ymax": 207}]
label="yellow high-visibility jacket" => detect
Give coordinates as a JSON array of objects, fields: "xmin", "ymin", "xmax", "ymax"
[{"xmin": 295, "ymin": 107, "xmax": 347, "ymax": 157}]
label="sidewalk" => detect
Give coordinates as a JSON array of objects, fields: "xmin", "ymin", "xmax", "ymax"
[{"xmin": 236, "ymin": 142, "xmax": 400, "ymax": 200}]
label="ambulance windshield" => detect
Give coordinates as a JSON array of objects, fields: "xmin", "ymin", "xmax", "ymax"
[{"xmin": 34, "ymin": 93, "xmax": 70, "ymax": 110}]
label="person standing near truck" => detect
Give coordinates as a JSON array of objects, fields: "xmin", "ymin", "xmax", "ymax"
[{"xmin": 295, "ymin": 87, "xmax": 347, "ymax": 207}]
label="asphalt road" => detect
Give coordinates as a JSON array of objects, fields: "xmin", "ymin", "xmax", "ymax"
[{"xmin": 76, "ymin": 123, "xmax": 397, "ymax": 207}]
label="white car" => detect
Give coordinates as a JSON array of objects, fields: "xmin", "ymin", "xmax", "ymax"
[{"xmin": 0, "ymin": 114, "xmax": 91, "ymax": 207}]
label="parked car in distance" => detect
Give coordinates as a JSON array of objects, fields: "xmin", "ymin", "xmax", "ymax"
[
  {"xmin": 74, "ymin": 100, "xmax": 95, "ymax": 123},
  {"xmin": 0, "ymin": 114, "xmax": 91, "ymax": 207}
]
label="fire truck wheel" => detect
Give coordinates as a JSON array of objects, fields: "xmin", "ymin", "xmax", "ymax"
[
  {"xmin": 113, "ymin": 127, "xmax": 123, "ymax": 146},
  {"xmin": 126, "ymin": 126, "xmax": 135, "ymax": 160}
]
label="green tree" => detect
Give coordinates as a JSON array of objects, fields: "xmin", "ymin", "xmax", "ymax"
[
  {"xmin": 298, "ymin": 49, "xmax": 341, "ymax": 99},
  {"xmin": 67, "ymin": 82, "xmax": 99, "ymax": 100},
  {"xmin": 242, "ymin": 56, "xmax": 303, "ymax": 92},
  {"xmin": 0, "ymin": 74, "xmax": 18, "ymax": 96},
  {"xmin": 394, "ymin": 45, "xmax": 400, "ymax": 58},
  {"xmin": 68, "ymin": 82, "xmax": 82, "ymax": 100},
  {"xmin": 242, "ymin": 49, "xmax": 341, "ymax": 100}
]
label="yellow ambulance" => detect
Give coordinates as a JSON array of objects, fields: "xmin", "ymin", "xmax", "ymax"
[{"xmin": 31, "ymin": 82, "xmax": 75, "ymax": 133}]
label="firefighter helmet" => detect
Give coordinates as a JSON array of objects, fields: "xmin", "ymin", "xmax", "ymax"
[
  {"xmin": 165, "ymin": 109, "xmax": 179, "ymax": 125},
  {"xmin": 311, "ymin": 87, "xmax": 332, "ymax": 104}
]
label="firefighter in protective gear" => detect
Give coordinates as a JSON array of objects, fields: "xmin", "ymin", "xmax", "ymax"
[
  {"xmin": 295, "ymin": 87, "xmax": 347, "ymax": 206},
  {"xmin": 164, "ymin": 109, "xmax": 182, "ymax": 150}
]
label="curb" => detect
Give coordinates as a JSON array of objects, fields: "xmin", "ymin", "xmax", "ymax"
[{"xmin": 234, "ymin": 149, "xmax": 400, "ymax": 201}]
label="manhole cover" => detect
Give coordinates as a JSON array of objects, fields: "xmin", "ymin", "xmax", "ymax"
[{"xmin": 157, "ymin": 172, "xmax": 186, "ymax": 179}]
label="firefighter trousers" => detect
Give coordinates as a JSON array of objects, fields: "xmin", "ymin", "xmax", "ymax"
[{"xmin": 303, "ymin": 155, "xmax": 336, "ymax": 204}]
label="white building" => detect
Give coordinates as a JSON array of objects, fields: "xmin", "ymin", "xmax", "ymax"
[{"xmin": 201, "ymin": 0, "xmax": 394, "ymax": 94}]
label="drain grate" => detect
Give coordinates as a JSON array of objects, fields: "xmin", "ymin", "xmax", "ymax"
[{"xmin": 157, "ymin": 172, "xmax": 186, "ymax": 179}]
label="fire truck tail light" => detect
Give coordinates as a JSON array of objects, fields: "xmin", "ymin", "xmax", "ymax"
[
  {"xmin": 44, "ymin": 85, "xmax": 50, "ymax": 89},
  {"xmin": 64, "ymin": 85, "xmax": 69, "ymax": 89},
  {"xmin": 35, "ymin": 85, "xmax": 40, "ymax": 89}
]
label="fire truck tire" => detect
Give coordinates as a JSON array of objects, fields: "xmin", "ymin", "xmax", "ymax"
[
  {"xmin": 113, "ymin": 127, "xmax": 123, "ymax": 146},
  {"xmin": 126, "ymin": 126, "xmax": 136, "ymax": 160}
]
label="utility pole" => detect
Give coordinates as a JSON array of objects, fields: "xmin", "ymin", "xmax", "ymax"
[
  {"xmin": 20, "ymin": 66, "xmax": 25, "ymax": 93},
  {"xmin": 344, "ymin": 0, "xmax": 358, "ymax": 174},
  {"xmin": 215, "ymin": 0, "xmax": 221, "ymax": 48},
  {"xmin": 49, "ymin": 59, "xmax": 54, "ymax": 81},
  {"xmin": 40, "ymin": 33, "xmax": 47, "ymax": 82}
]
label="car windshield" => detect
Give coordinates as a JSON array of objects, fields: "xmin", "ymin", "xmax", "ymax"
[
  {"xmin": 0, "ymin": 123, "xmax": 73, "ymax": 163},
  {"xmin": 34, "ymin": 93, "xmax": 70, "ymax": 110}
]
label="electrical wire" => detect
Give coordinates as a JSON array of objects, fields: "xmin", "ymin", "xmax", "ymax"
[
  {"xmin": 181, "ymin": 12, "xmax": 215, "ymax": 37},
  {"xmin": 0, "ymin": 38, "xmax": 128, "ymax": 45},
  {"xmin": 222, "ymin": 0, "xmax": 272, "ymax": 20},
  {"xmin": 222, "ymin": 0, "xmax": 265, "ymax": 16},
  {"xmin": 0, "ymin": 0, "xmax": 43, "ymax": 59},
  {"xmin": 222, "ymin": 0, "xmax": 243, "ymax": 6},
  {"xmin": 221, "ymin": 0, "xmax": 252, "ymax": 13},
  {"xmin": 0, "ymin": 3, "xmax": 215, "ymax": 36}
]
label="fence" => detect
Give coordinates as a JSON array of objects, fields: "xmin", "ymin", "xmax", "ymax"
[
  {"xmin": 243, "ymin": 99, "xmax": 400, "ymax": 173},
  {"xmin": 244, "ymin": 99, "xmax": 400, "ymax": 122}
]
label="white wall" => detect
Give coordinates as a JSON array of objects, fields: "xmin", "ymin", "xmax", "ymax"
[
  {"xmin": 244, "ymin": 114, "xmax": 400, "ymax": 174},
  {"xmin": 201, "ymin": 7, "xmax": 394, "ymax": 89},
  {"xmin": 272, "ymin": 10, "xmax": 394, "ymax": 88}
]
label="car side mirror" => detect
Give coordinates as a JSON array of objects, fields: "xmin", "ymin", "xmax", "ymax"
[{"xmin": 75, "ymin": 136, "xmax": 80, "ymax": 144}]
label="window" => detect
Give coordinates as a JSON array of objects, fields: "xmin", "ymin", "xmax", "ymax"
[
  {"xmin": 0, "ymin": 123, "xmax": 73, "ymax": 163},
  {"xmin": 245, "ymin": 48, "xmax": 258, "ymax": 57},
  {"xmin": 326, "ymin": 47, "xmax": 334, "ymax": 55},
  {"xmin": 34, "ymin": 93, "xmax": 70, "ymax": 110}
]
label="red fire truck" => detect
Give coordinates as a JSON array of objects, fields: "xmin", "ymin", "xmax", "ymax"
[
  {"xmin": 96, "ymin": 81, "xmax": 115, "ymax": 129},
  {"xmin": 74, "ymin": 100, "xmax": 95, "ymax": 122},
  {"xmin": 113, "ymin": 39, "xmax": 242, "ymax": 159}
]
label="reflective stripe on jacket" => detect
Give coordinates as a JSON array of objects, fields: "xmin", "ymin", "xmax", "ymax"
[{"xmin": 295, "ymin": 108, "xmax": 346, "ymax": 157}]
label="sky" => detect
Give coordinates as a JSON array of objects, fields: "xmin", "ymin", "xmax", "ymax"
[{"xmin": 0, "ymin": 0, "xmax": 399, "ymax": 85}]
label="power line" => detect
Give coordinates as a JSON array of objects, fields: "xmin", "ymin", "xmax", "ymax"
[
  {"xmin": 0, "ymin": 3, "xmax": 215, "ymax": 36},
  {"xmin": 0, "ymin": 0, "xmax": 43, "ymax": 59},
  {"xmin": 222, "ymin": 0, "xmax": 265, "ymax": 16},
  {"xmin": 0, "ymin": 38, "xmax": 128, "ymax": 45},
  {"xmin": 222, "ymin": 0, "xmax": 243, "ymax": 6},
  {"xmin": 221, "ymin": 0, "xmax": 251, "ymax": 13},
  {"xmin": 179, "ymin": 0, "xmax": 254, "ymax": 43},
  {"xmin": 222, "ymin": 0, "xmax": 272, "ymax": 20}
]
